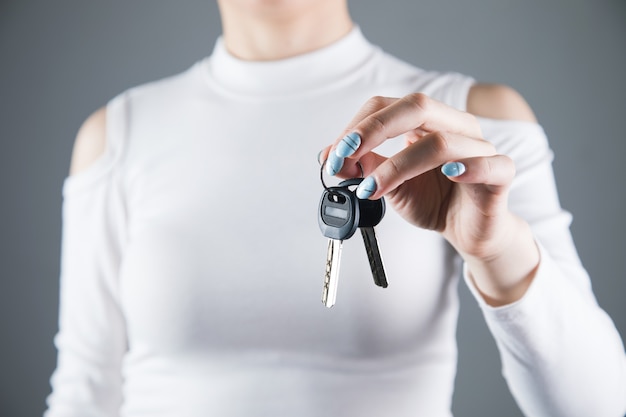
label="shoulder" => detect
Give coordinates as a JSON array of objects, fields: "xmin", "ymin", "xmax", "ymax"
[
  {"xmin": 67, "ymin": 62, "xmax": 203, "ymax": 177},
  {"xmin": 69, "ymin": 107, "xmax": 107, "ymax": 176},
  {"xmin": 467, "ymin": 83, "xmax": 537, "ymax": 123}
]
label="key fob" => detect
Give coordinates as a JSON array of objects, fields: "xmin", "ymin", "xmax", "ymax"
[
  {"xmin": 318, "ymin": 178, "xmax": 386, "ymax": 240},
  {"xmin": 318, "ymin": 186, "xmax": 360, "ymax": 240}
]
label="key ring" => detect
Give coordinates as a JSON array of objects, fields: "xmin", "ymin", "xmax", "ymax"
[{"xmin": 320, "ymin": 159, "xmax": 365, "ymax": 192}]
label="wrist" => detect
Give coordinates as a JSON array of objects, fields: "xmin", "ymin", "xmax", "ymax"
[{"xmin": 462, "ymin": 215, "xmax": 540, "ymax": 306}]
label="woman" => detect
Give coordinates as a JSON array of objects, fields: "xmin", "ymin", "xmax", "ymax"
[{"xmin": 45, "ymin": 0, "xmax": 626, "ymax": 416}]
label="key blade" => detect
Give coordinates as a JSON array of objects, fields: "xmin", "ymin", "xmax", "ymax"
[
  {"xmin": 361, "ymin": 227, "xmax": 388, "ymax": 288},
  {"xmin": 322, "ymin": 239, "xmax": 342, "ymax": 308}
]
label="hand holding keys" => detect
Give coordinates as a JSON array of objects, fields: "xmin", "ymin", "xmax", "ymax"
[{"xmin": 318, "ymin": 177, "xmax": 388, "ymax": 308}]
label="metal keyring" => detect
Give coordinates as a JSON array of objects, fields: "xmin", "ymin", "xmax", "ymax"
[{"xmin": 320, "ymin": 159, "xmax": 365, "ymax": 191}]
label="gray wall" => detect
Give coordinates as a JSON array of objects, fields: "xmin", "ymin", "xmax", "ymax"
[{"xmin": 1, "ymin": 1, "xmax": 624, "ymax": 416}]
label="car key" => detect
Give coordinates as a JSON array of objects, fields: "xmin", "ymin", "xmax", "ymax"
[
  {"xmin": 318, "ymin": 184, "xmax": 360, "ymax": 307},
  {"xmin": 342, "ymin": 179, "xmax": 388, "ymax": 288},
  {"xmin": 322, "ymin": 239, "xmax": 342, "ymax": 308},
  {"xmin": 360, "ymin": 227, "xmax": 387, "ymax": 288}
]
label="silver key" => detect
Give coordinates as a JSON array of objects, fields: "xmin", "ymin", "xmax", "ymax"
[
  {"xmin": 322, "ymin": 238, "xmax": 343, "ymax": 307},
  {"xmin": 361, "ymin": 227, "xmax": 388, "ymax": 288},
  {"xmin": 318, "ymin": 184, "xmax": 358, "ymax": 308}
]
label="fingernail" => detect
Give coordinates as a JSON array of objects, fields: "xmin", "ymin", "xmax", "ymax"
[
  {"xmin": 326, "ymin": 152, "xmax": 344, "ymax": 176},
  {"xmin": 356, "ymin": 176, "xmax": 377, "ymax": 199},
  {"xmin": 441, "ymin": 162, "xmax": 466, "ymax": 177},
  {"xmin": 335, "ymin": 132, "xmax": 361, "ymax": 158}
]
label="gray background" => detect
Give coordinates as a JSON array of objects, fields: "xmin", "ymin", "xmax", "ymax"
[{"xmin": 0, "ymin": 0, "xmax": 624, "ymax": 416}]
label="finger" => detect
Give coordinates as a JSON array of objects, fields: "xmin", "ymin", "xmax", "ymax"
[
  {"xmin": 440, "ymin": 155, "xmax": 516, "ymax": 219},
  {"xmin": 355, "ymin": 132, "xmax": 496, "ymax": 199},
  {"xmin": 321, "ymin": 152, "xmax": 386, "ymax": 186},
  {"xmin": 325, "ymin": 97, "xmax": 397, "ymax": 176},
  {"xmin": 337, "ymin": 151, "xmax": 387, "ymax": 179},
  {"xmin": 332, "ymin": 96, "xmax": 399, "ymax": 146},
  {"xmin": 441, "ymin": 155, "xmax": 516, "ymax": 190},
  {"xmin": 343, "ymin": 96, "xmax": 399, "ymax": 134},
  {"xmin": 335, "ymin": 93, "xmax": 482, "ymax": 161},
  {"xmin": 318, "ymin": 142, "xmax": 388, "ymax": 180}
]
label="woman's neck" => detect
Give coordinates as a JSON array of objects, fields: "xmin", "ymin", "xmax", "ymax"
[{"xmin": 217, "ymin": 0, "xmax": 353, "ymax": 61}]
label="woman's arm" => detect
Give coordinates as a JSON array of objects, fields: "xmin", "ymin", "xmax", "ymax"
[
  {"xmin": 466, "ymin": 84, "xmax": 626, "ymax": 417},
  {"xmin": 321, "ymin": 85, "xmax": 626, "ymax": 416},
  {"xmin": 45, "ymin": 103, "xmax": 128, "ymax": 417}
]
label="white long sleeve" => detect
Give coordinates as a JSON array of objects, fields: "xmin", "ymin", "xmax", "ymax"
[
  {"xmin": 45, "ymin": 95, "xmax": 128, "ymax": 417},
  {"xmin": 466, "ymin": 119, "xmax": 626, "ymax": 417}
]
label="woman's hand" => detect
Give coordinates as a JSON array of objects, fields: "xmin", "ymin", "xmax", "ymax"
[{"xmin": 320, "ymin": 93, "xmax": 540, "ymax": 306}]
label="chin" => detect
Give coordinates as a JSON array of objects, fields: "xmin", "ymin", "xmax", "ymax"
[{"xmin": 219, "ymin": 0, "xmax": 337, "ymax": 17}]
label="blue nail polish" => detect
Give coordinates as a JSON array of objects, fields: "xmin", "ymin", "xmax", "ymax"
[
  {"xmin": 326, "ymin": 152, "xmax": 344, "ymax": 176},
  {"xmin": 441, "ymin": 162, "xmax": 466, "ymax": 177},
  {"xmin": 335, "ymin": 132, "xmax": 361, "ymax": 158},
  {"xmin": 356, "ymin": 176, "xmax": 377, "ymax": 199}
]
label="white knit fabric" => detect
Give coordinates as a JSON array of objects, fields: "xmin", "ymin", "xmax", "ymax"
[{"xmin": 45, "ymin": 27, "xmax": 626, "ymax": 417}]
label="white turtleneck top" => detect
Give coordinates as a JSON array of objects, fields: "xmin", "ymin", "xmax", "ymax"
[{"xmin": 45, "ymin": 28, "xmax": 626, "ymax": 417}]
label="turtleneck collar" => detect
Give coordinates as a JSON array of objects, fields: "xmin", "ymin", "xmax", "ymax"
[{"xmin": 204, "ymin": 26, "xmax": 379, "ymax": 98}]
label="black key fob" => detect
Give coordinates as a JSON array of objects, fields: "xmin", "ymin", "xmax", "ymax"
[{"xmin": 318, "ymin": 185, "xmax": 360, "ymax": 240}]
